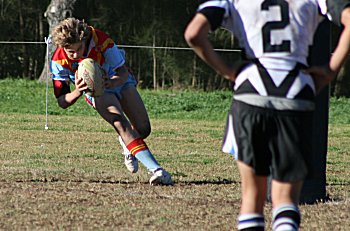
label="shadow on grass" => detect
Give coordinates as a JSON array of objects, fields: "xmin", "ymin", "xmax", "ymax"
[
  {"xmin": 299, "ymin": 195, "xmax": 348, "ymax": 205},
  {"xmin": 10, "ymin": 178, "xmax": 239, "ymax": 185},
  {"xmin": 180, "ymin": 179, "xmax": 238, "ymax": 185}
]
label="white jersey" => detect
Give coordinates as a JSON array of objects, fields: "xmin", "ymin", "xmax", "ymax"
[
  {"xmin": 198, "ymin": 0, "xmax": 348, "ymax": 111},
  {"xmin": 198, "ymin": 0, "xmax": 331, "ymax": 69}
]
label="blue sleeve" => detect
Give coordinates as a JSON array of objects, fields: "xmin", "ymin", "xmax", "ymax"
[
  {"xmin": 50, "ymin": 60, "xmax": 75, "ymax": 83},
  {"xmin": 102, "ymin": 44, "xmax": 126, "ymax": 77}
]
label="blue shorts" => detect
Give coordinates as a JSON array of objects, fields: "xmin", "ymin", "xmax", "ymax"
[{"xmin": 85, "ymin": 73, "xmax": 137, "ymax": 108}]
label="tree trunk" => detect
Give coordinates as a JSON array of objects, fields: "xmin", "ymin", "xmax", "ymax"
[
  {"xmin": 161, "ymin": 39, "xmax": 168, "ymax": 90},
  {"xmin": 191, "ymin": 54, "xmax": 197, "ymax": 88},
  {"xmin": 152, "ymin": 35, "xmax": 157, "ymax": 90},
  {"xmin": 39, "ymin": 11, "xmax": 44, "ymax": 40},
  {"xmin": 38, "ymin": 0, "xmax": 76, "ymax": 81},
  {"xmin": 18, "ymin": 1, "xmax": 29, "ymax": 79},
  {"xmin": 333, "ymin": 58, "xmax": 350, "ymax": 97}
]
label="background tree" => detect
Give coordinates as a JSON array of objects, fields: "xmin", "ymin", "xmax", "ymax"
[
  {"xmin": 0, "ymin": 0, "xmax": 349, "ymax": 95},
  {"xmin": 38, "ymin": 0, "xmax": 77, "ymax": 81},
  {"xmin": 0, "ymin": 0, "xmax": 49, "ymax": 79},
  {"xmin": 333, "ymin": 60, "xmax": 350, "ymax": 97}
]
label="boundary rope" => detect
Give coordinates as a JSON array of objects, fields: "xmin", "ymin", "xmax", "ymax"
[
  {"xmin": 0, "ymin": 41, "xmax": 241, "ymax": 52},
  {"xmin": 1, "ymin": 40, "xmax": 240, "ymax": 130}
]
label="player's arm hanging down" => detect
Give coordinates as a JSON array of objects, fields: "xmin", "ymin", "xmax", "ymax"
[
  {"xmin": 307, "ymin": 7, "xmax": 350, "ymax": 94},
  {"xmin": 184, "ymin": 13, "xmax": 237, "ymax": 82}
]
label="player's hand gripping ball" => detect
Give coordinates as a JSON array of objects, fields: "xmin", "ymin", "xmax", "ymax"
[{"xmin": 77, "ymin": 58, "xmax": 105, "ymax": 97}]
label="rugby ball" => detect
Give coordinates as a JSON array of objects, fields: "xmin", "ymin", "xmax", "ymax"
[{"xmin": 77, "ymin": 58, "xmax": 104, "ymax": 97}]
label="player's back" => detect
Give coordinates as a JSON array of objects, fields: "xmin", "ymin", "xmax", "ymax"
[
  {"xmin": 225, "ymin": 0, "xmax": 323, "ymax": 70},
  {"xmin": 195, "ymin": 0, "xmax": 343, "ymax": 110}
]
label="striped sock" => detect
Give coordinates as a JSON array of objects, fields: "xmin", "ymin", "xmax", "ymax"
[
  {"xmin": 237, "ymin": 213, "xmax": 265, "ymax": 231},
  {"xmin": 272, "ymin": 204, "xmax": 300, "ymax": 231},
  {"xmin": 126, "ymin": 138, "xmax": 161, "ymax": 171}
]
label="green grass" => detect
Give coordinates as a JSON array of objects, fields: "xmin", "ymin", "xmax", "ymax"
[
  {"xmin": 0, "ymin": 79, "xmax": 349, "ymax": 230},
  {"xmin": 0, "ymin": 78, "xmax": 231, "ymax": 121},
  {"xmin": 2, "ymin": 78, "xmax": 350, "ymax": 123},
  {"xmin": 329, "ymin": 97, "xmax": 350, "ymax": 124}
]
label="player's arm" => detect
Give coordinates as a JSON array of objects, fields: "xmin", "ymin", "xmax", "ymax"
[
  {"xmin": 329, "ymin": 7, "xmax": 350, "ymax": 74},
  {"xmin": 51, "ymin": 63, "xmax": 88, "ymax": 109},
  {"xmin": 56, "ymin": 75, "xmax": 88, "ymax": 109},
  {"xmin": 184, "ymin": 13, "xmax": 236, "ymax": 82},
  {"xmin": 307, "ymin": 7, "xmax": 350, "ymax": 93}
]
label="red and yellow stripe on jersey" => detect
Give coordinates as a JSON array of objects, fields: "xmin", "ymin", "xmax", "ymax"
[
  {"xmin": 51, "ymin": 26, "xmax": 116, "ymax": 98},
  {"xmin": 88, "ymin": 27, "xmax": 115, "ymax": 65},
  {"xmin": 51, "ymin": 26, "xmax": 115, "ymax": 73}
]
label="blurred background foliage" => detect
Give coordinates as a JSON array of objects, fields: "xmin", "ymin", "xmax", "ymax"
[{"xmin": 0, "ymin": 0, "xmax": 349, "ymax": 96}]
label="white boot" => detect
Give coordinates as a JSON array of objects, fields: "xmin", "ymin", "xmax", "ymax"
[
  {"xmin": 149, "ymin": 168, "xmax": 173, "ymax": 185},
  {"xmin": 118, "ymin": 136, "xmax": 138, "ymax": 173}
]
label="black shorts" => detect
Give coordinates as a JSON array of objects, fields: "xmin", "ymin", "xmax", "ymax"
[{"xmin": 222, "ymin": 100, "xmax": 314, "ymax": 182}]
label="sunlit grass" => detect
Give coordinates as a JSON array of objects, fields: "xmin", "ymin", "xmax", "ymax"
[{"xmin": 0, "ymin": 79, "xmax": 349, "ymax": 230}]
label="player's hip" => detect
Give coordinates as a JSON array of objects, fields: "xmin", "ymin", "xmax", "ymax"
[
  {"xmin": 233, "ymin": 60, "xmax": 316, "ymax": 111},
  {"xmin": 85, "ymin": 73, "xmax": 137, "ymax": 108},
  {"xmin": 223, "ymin": 100, "xmax": 313, "ymax": 181}
]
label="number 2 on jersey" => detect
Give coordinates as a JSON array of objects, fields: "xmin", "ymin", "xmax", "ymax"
[{"xmin": 261, "ymin": 0, "xmax": 291, "ymax": 53}]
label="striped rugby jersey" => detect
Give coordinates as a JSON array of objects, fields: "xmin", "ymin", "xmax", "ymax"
[
  {"xmin": 51, "ymin": 26, "xmax": 125, "ymax": 83},
  {"xmin": 198, "ymin": 0, "xmax": 350, "ymax": 111}
]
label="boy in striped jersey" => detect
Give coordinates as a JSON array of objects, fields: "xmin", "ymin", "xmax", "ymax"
[
  {"xmin": 185, "ymin": 0, "xmax": 350, "ymax": 230},
  {"xmin": 51, "ymin": 18, "xmax": 172, "ymax": 185}
]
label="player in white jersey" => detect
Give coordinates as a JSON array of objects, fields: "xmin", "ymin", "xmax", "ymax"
[{"xmin": 185, "ymin": 0, "xmax": 350, "ymax": 230}]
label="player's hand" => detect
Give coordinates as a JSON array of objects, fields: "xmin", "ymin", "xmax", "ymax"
[
  {"xmin": 304, "ymin": 65, "xmax": 337, "ymax": 95},
  {"xmin": 104, "ymin": 66, "xmax": 129, "ymax": 88},
  {"xmin": 103, "ymin": 75, "xmax": 128, "ymax": 88},
  {"xmin": 103, "ymin": 75, "xmax": 116, "ymax": 89},
  {"xmin": 224, "ymin": 60, "xmax": 252, "ymax": 82},
  {"xmin": 74, "ymin": 72, "xmax": 88, "ymax": 94},
  {"xmin": 223, "ymin": 71, "xmax": 237, "ymax": 82}
]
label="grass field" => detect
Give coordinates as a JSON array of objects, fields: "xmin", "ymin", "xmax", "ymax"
[{"xmin": 0, "ymin": 79, "xmax": 349, "ymax": 230}]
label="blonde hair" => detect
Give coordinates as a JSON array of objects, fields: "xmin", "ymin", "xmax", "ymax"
[{"xmin": 52, "ymin": 17, "xmax": 90, "ymax": 48}]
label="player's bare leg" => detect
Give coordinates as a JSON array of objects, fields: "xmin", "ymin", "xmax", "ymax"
[
  {"xmin": 94, "ymin": 93, "xmax": 172, "ymax": 185},
  {"xmin": 105, "ymin": 86, "xmax": 150, "ymax": 173},
  {"xmin": 119, "ymin": 86, "xmax": 151, "ymax": 173},
  {"xmin": 95, "ymin": 92, "xmax": 140, "ymax": 172},
  {"xmin": 271, "ymin": 180, "xmax": 302, "ymax": 206},
  {"xmin": 119, "ymin": 85, "xmax": 151, "ymax": 139},
  {"xmin": 271, "ymin": 180, "xmax": 303, "ymax": 231},
  {"xmin": 237, "ymin": 161, "xmax": 267, "ymax": 213},
  {"xmin": 237, "ymin": 161, "xmax": 266, "ymax": 230},
  {"xmin": 94, "ymin": 93, "xmax": 137, "ymax": 144},
  {"xmin": 119, "ymin": 87, "xmax": 173, "ymax": 184}
]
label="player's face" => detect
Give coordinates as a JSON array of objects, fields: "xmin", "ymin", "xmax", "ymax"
[{"xmin": 64, "ymin": 41, "xmax": 86, "ymax": 60}]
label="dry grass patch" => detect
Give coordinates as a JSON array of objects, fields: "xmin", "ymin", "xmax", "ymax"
[{"xmin": 0, "ymin": 113, "xmax": 349, "ymax": 230}]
